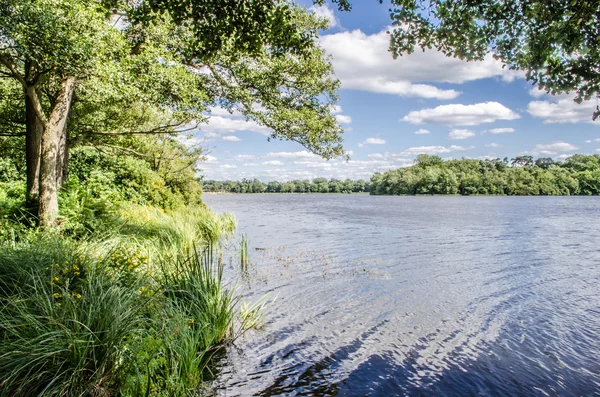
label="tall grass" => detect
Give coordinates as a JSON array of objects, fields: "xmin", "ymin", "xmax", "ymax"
[
  {"xmin": 0, "ymin": 204, "xmax": 260, "ymax": 396},
  {"xmin": 113, "ymin": 204, "xmax": 236, "ymax": 252},
  {"xmin": 240, "ymin": 233, "xmax": 249, "ymax": 271},
  {"xmin": 0, "ymin": 250, "xmax": 145, "ymax": 396}
]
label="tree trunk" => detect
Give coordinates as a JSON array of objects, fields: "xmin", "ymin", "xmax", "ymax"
[
  {"xmin": 25, "ymin": 94, "xmax": 42, "ymax": 205},
  {"xmin": 56, "ymin": 121, "xmax": 69, "ymax": 189},
  {"xmin": 38, "ymin": 77, "xmax": 76, "ymax": 227}
]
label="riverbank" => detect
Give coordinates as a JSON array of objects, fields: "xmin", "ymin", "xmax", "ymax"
[{"xmin": 0, "ymin": 202, "xmax": 257, "ymax": 396}]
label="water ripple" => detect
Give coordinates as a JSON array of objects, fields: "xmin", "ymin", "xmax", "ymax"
[{"xmin": 205, "ymin": 195, "xmax": 600, "ymax": 396}]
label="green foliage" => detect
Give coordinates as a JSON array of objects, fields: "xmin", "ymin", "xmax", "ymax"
[
  {"xmin": 203, "ymin": 178, "xmax": 370, "ymax": 193},
  {"xmin": 0, "ymin": 244, "xmax": 145, "ymax": 396},
  {"xmin": 0, "ymin": 224, "xmax": 258, "ymax": 396},
  {"xmin": 369, "ymin": 155, "xmax": 600, "ymax": 196},
  {"xmin": 387, "ymin": 0, "xmax": 600, "ymax": 118}
]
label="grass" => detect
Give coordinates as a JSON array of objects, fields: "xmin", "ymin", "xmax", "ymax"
[
  {"xmin": 0, "ymin": 203, "xmax": 260, "ymax": 397},
  {"xmin": 240, "ymin": 233, "xmax": 249, "ymax": 271}
]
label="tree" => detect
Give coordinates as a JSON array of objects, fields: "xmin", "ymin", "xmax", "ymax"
[
  {"xmin": 511, "ymin": 156, "xmax": 534, "ymax": 168},
  {"xmin": 388, "ymin": 1, "xmax": 600, "ymax": 118},
  {"xmin": 535, "ymin": 157, "xmax": 555, "ymax": 169},
  {"xmin": 0, "ymin": 0, "xmax": 347, "ymax": 226}
]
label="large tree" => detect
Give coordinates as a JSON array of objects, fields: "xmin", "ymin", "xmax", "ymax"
[
  {"xmin": 387, "ymin": 0, "xmax": 600, "ymax": 116},
  {"xmin": 0, "ymin": 0, "xmax": 346, "ymax": 226}
]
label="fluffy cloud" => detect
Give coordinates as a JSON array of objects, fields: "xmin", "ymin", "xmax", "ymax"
[
  {"xmin": 201, "ymin": 107, "xmax": 272, "ymax": 136},
  {"xmin": 403, "ymin": 102, "xmax": 520, "ymax": 126},
  {"xmin": 320, "ymin": 29, "xmax": 520, "ymax": 100},
  {"xmin": 309, "ymin": 4, "xmax": 339, "ymax": 28},
  {"xmin": 449, "ymin": 128, "xmax": 475, "ymax": 140},
  {"xmin": 233, "ymin": 154, "xmax": 258, "ymax": 161},
  {"xmin": 488, "ymin": 127, "xmax": 515, "ymax": 134},
  {"xmin": 399, "ymin": 145, "xmax": 474, "ymax": 156},
  {"xmin": 527, "ymin": 93, "xmax": 600, "ymax": 124},
  {"xmin": 335, "ymin": 114, "xmax": 352, "ymax": 124},
  {"xmin": 485, "ymin": 143, "xmax": 502, "ymax": 148},
  {"xmin": 265, "ymin": 150, "xmax": 319, "ymax": 159},
  {"xmin": 222, "ymin": 135, "xmax": 241, "ymax": 142},
  {"xmin": 263, "ymin": 160, "xmax": 284, "ymax": 166},
  {"xmin": 415, "ymin": 129, "xmax": 430, "ymax": 135},
  {"xmin": 529, "ymin": 142, "xmax": 579, "ymax": 156},
  {"xmin": 358, "ymin": 137, "xmax": 386, "ymax": 147}
]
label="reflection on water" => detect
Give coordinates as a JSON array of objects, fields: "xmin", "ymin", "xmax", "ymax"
[{"xmin": 202, "ymin": 194, "xmax": 600, "ymax": 396}]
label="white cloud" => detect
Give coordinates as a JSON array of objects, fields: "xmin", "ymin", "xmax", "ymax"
[
  {"xmin": 488, "ymin": 127, "xmax": 515, "ymax": 134},
  {"xmin": 320, "ymin": 29, "xmax": 520, "ymax": 100},
  {"xmin": 528, "ymin": 93, "xmax": 600, "ymax": 124},
  {"xmin": 265, "ymin": 150, "xmax": 319, "ymax": 159},
  {"xmin": 529, "ymin": 88, "xmax": 548, "ymax": 98},
  {"xmin": 585, "ymin": 140, "xmax": 592, "ymax": 143},
  {"xmin": 335, "ymin": 114, "xmax": 352, "ymax": 124},
  {"xmin": 403, "ymin": 102, "xmax": 520, "ymax": 126},
  {"xmin": 202, "ymin": 107, "xmax": 272, "ymax": 136},
  {"xmin": 415, "ymin": 129, "xmax": 430, "ymax": 135},
  {"xmin": 529, "ymin": 142, "xmax": 579, "ymax": 156},
  {"xmin": 234, "ymin": 154, "xmax": 258, "ymax": 161},
  {"xmin": 220, "ymin": 164, "xmax": 237, "ymax": 169},
  {"xmin": 359, "ymin": 137, "xmax": 386, "ymax": 147},
  {"xmin": 203, "ymin": 132, "xmax": 220, "ymax": 140},
  {"xmin": 485, "ymin": 143, "xmax": 502, "ymax": 148},
  {"xmin": 222, "ymin": 135, "xmax": 241, "ymax": 142},
  {"xmin": 204, "ymin": 115, "xmax": 272, "ymax": 135},
  {"xmin": 330, "ymin": 105, "xmax": 343, "ymax": 114},
  {"xmin": 203, "ymin": 155, "xmax": 218, "ymax": 163},
  {"xmin": 309, "ymin": 4, "xmax": 339, "ymax": 28},
  {"xmin": 263, "ymin": 160, "xmax": 284, "ymax": 166},
  {"xmin": 555, "ymin": 154, "xmax": 571, "ymax": 161},
  {"xmin": 399, "ymin": 145, "xmax": 474, "ymax": 156},
  {"xmin": 449, "ymin": 128, "xmax": 475, "ymax": 140}
]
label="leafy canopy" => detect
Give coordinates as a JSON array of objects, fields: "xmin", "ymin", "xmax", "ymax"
[{"xmin": 388, "ymin": 0, "xmax": 600, "ymax": 117}]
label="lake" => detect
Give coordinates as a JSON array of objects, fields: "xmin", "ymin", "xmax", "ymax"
[{"xmin": 202, "ymin": 194, "xmax": 600, "ymax": 396}]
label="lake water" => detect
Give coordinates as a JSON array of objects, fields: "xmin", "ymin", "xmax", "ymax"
[{"xmin": 202, "ymin": 194, "xmax": 600, "ymax": 396}]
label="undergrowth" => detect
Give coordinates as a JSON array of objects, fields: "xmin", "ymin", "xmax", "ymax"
[{"xmin": 0, "ymin": 201, "xmax": 258, "ymax": 397}]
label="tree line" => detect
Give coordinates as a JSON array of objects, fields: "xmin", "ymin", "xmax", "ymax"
[
  {"xmin": 369, "ymin": 154, "xmax": 600, "ymax": 196},
  {"xmin": 202, "ymin": 178, "xmax": 370, "ymax": 193}
]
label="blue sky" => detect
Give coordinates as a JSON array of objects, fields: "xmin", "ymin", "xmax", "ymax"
[{"xmin": 195, "ymin": 1, "xmax": 600, "ymax": 182}]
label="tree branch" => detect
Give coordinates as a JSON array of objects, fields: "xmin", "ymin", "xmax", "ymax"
[
  {"xmin": 0, "ymin": 53, "xmax": 26, "ymax": 86},
  {"xmin": 0, "ymin": 132, "xmax": 25, "ymax": 136},
  {"xmin": 82, "ymin": 122, "xmax": 194, "ymax": 136}
]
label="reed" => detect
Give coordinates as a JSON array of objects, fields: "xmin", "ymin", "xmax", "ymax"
[{"xmin": 240, "ymin": 233, "xmax": 249, "ymax": 271}]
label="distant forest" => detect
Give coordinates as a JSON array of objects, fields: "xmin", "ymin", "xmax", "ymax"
[
  {"xmin": 204, "ymin": 154, "xmax": 600, "ymax": 196},
  {"xmin": 370, "ymin": 154, "xmax": 600, "ymax": 196},
  {"xmin": 202, "ymin": 178, "xmax": 370, "ymax": 193}
]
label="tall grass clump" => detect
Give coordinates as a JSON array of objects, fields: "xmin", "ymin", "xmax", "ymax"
[
  {"xmin": 109, "ymin": 204, "xmax": 236, "ymax": 255},
  {"xmin": 0, "ymin": 224, "xmax": 264, "ymax": 396},
  {"xmin": 120, "ymin": 244, "xmax": 239, "ymax": 395},
  {"xmin": 0, "ymin": 241, "xmax": 145, "ymax": 396}
]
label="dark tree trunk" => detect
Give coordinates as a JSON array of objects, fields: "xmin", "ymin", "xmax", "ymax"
[{"xmin": 25, "ymin": 94, "xmax": 42, "ymax": 205}]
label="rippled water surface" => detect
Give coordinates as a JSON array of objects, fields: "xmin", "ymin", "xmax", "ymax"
[{"xmin": 202, "ymin": 194, "xmax": 600, "ymax": 396}]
